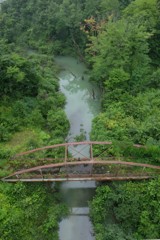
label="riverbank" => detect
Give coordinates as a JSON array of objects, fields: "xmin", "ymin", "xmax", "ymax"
[{"xmin": 0, "ymin": 48, "xmax": 70, "ymax": 239}]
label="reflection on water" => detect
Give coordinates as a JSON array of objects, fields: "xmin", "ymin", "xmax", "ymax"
[
  {"xmin": 59, "ymin": 216, "xmax": 94, "ymax": 240},
  {"xmin": 55, "ymin": 56, "xmax": 100, "ymax": 240},
  {"xmin": 60, "ymin": 186, "xmax": 96, "ymax": 207},
  {"xmin": 55, "ymin": 56, "xmax": 101, "ymax": 142},
  {"xmin": 59, "ymin": 181, "xmax": 96, "ymax": 240}
]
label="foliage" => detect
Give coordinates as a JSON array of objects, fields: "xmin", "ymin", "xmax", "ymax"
[
  {"xmin": 91, "ymin": 88, "xmax": 160, "ymax": 150},
  {"xmin": 0, "ymin": 41, "xmax": 69, "ymax": 143},
  {"xmin": 86, "ymin": 0, "xmax": 160, "ymax": 154},
  {"xmin": 87, "ymin": 18, "xmax": 151, "ymax": 93},
  {"xmin": 0, "ymin": 0, "xmax": 96, "ymax": 55},
  {"xmin": 0, "ymin": 0, "xmax": 160, "ymax": 239},
  {"xmin": 0, "ymin": 53, "xmax": 40, "ymax": 98},
  {"xmin": 0, "ymin": 182, "xmax": 68, "ymax": 240},
  {"xmin": 88, "ymin": 6, "xmax": 160, "ymax": 226},
  {"xmin": 90, "ymin": 178, "xmax": 160, "ymax": 239}
]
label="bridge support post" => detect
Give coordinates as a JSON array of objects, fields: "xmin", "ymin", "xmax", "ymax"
[
  {"xmin": 16, "ymin": 174, "xmax": 20, "ymax": 180},
  {"xmin": 64, "ymin": 145, "xmax": 68, "ymax": 177},
  {"xmin": 65, "ymin": 145, "xmax": 68, "ymax": 163},
  {"xmin": 90, "ymin": 143, "xmax": 94, "ymax": 175},
  {"xmin": 39, "ymin": 169, "xmax": 44, "ymax": 180},
  {"xmin": 90, "ymin": 143, "xmax": 93, "ymax": 161}
]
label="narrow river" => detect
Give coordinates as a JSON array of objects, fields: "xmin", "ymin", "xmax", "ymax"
[{"xmin": 55, "ymin": 56, "xmax": 101, "ymax": 240}]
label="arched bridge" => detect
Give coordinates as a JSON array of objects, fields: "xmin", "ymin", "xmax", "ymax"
[{"xmin": 2, "ymin": 141, "xmax": 160, "ymax": 182}]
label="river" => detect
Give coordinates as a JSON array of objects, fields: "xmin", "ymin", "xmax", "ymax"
[{"xmin": 55, "ymin": 56, "xmax": 101, "ymax": 240}]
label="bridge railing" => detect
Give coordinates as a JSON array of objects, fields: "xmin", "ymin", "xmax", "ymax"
[
  {"xmin": 3, "ymin": 159, "xmax": 160, "ymax": 182},
  {"xmin": 10, "ymin": 141, "xmax": 146, "ymax": 169},
  {"xmin": 3, "ymin": 141, "xmax": 160, "ymax": 182}
]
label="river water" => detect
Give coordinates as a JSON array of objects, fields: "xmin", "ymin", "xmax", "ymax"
[{"xmin": 55, "ymin": 56, "xmax": 101, "ymax": 240}]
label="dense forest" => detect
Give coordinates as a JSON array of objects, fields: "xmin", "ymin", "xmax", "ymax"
[{"xmin": 0, "ymin": 0, "xmax": 160, "ymax": 239}]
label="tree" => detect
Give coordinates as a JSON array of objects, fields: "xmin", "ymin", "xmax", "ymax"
[
  {"xmin": 0, "ymin": 53, "xmax": 39, "ymax": 99},
  {"xmin": 87, "ymin": 18, "xmax": 151, "ymax": 94},
  {"xmin": 0, "ymin": 182, "xmax": 68, "ymax": 240},
  {"xmin": 90, "ymin": 179, "xmax": 160, "ymax": 239}
]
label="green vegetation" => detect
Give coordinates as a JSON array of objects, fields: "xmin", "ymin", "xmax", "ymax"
[
  {"xmin": 0, "ymin": 1, "xmax": 73, "ymax": 238},
  {"xmin": 88, "ymin": 0, "xmax": 160, "ymax": 146},
  {"xmin": 0, "ymin": 0, "xmax": 160, "ymax": 239},
  {"xmin": 85, "ymin": 0, "xmax": 160, "ymax": 238},
  {"xmin": 0, "ymin": 182, "xmax": 68, "ymax": 240},
  {"xmin": 90, "ymin": 178, "xmax": 160, "ymax": 239},
  {"xmin": 0, "ymin": 44, "xmax": 69, "ymax": 143}
]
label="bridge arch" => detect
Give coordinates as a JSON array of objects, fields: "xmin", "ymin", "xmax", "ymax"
[{"xmin": 2, "ymin": 141, "xmax": 160, "ymax": 182}]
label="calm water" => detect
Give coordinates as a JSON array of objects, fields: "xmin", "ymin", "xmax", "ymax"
[
  {"xmin": 55, "ymin": 56, "xmax": 100, "ymax": 140},
  {"xmin": 59, "ymin": 181, "xmax": 96, "ymax": 240},
  {"xmin": 55, "ymin": 56, "xmax": 101, "ymax": 240}
]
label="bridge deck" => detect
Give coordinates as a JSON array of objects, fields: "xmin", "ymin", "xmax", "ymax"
[{"xmin": 2, "ymin": 175, "xmax": 154, "ymax": 182}]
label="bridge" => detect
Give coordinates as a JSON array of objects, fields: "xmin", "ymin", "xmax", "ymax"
[{"xmin": 2, "ymin": 141, "xmax": 160, "ymax": 182}]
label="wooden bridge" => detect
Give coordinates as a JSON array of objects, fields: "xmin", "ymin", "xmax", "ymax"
[{"xmin": 2, "ymin": 141, "xmax": 160, "ymax": 182}]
